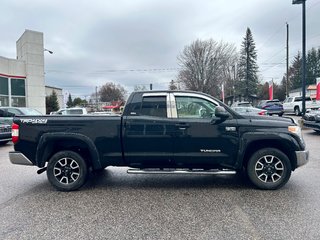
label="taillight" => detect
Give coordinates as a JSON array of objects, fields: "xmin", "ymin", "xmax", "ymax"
[
  {"xmin": 259, "ymin": 110, "xmax": 267, "ymax": 115},
  {"xmin": 12, "ymin": 123, "xmax": 19, "ymax": 144}
]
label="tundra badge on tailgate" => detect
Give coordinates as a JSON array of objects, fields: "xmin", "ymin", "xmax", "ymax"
[{"xmin": 20, "ymin": 119, "xmax": 48, "ymax": 124}]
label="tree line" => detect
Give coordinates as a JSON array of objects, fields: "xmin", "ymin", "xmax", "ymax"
[
  {"xmin": 175, "ymin": 28, "xmax": 320, "ymax": 102},
  {"xmin": 47, "ymin": 28, "xmax": 320, "ymax": 113}
]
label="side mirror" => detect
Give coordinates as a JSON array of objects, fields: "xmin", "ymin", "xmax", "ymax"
[
  {"xmin": 215, "ymin": 106, "xmax": 230, "ymax": 119},
  {"xmin": 211, "ymin": 106, "xmax": 230, "ymax": 124}
]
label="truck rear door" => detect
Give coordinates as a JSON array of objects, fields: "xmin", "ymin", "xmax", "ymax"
[{"xmin": 122, "ymin": 93, "xmax": 175, "ymax": 167}]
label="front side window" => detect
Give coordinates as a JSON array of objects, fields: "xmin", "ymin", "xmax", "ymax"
[
  {"xmin": 175, "ymin": 96, "xmax": 216, "ymax": 119},
  {"xmin": 140, "ymin": 96, "xmax": 167, "ymax": 118}
]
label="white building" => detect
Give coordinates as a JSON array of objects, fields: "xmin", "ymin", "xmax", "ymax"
[
  {"xmin": 0, "ymin": 30, "xmax": 47, "ymax": 113},
  {"xmin": 289, "ymin": 85, "xmax": 317, "ymax": 98}
]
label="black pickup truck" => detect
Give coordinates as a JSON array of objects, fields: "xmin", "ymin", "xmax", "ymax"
[{"xmin": 9, "ymin": 91, "xmax": 308, "ymax": 191}]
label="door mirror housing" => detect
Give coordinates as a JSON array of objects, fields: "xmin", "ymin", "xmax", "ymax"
[{"xmin": 214, "ymin": 106, "xmax": 230, "ymax": 119}]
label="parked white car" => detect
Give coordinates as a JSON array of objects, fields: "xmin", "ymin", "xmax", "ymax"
[
  {"xmin": 283, "ymin": 96, "xmax": 320, "ymax": 115},
  {"xmin": 50, "ymin": 107, "xmax": 88, "ymax": 115}
]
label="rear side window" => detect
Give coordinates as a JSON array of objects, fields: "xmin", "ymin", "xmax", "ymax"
[{"xmin": 140, "ymin": 96, "xmax": 167, "ymax": 118}]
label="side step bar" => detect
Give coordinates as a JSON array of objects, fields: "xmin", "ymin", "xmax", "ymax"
[{"xmin": 127, "ymin": 168, "xmax": 236, "ymax": 175}]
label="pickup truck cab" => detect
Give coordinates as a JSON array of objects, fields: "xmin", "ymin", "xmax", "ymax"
[
  {"xmin": 9, "ymin": 91, "xmax": 309, "ymax": 191},
  {"xmin": 283, "ymin": 96, "xmax": 320, "ymax": 115}
]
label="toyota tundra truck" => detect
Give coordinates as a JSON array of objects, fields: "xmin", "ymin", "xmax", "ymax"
[{"xmin": 9, "ymin": 91, "xmax": 309, "ymax": 191}]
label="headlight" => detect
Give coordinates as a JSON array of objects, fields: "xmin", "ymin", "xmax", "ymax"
[{"xmin": 288, "ymin": 125, "xmax": 302, "ymax": 139}]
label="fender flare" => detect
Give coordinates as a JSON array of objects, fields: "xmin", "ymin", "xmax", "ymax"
[
  {"xmin": 236, "ymin": 131, "xmax": 300, "ymax": 170},
  {"xmin": 35, "ymin": 132, "xmax": 102, "ymax": 169}
]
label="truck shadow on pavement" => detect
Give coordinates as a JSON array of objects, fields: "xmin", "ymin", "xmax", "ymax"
[{"xmin": 83, "ymin": 168, "xmax": 253, "ymax": 191}]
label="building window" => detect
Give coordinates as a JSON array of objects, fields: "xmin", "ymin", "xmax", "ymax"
[
  {"xmin": 11, "ymin": 97, "xmax": 26, "ymax": 107},
  {"xmin": 11, "ymin": 78, "xmax": 25, "ymax": 96},
  {"xmin": 0, "ymin": 77, "xmax": 9, "ymax": 106},
  {"xmin": 0, "ymin": 96, "xmax": 9, "ymax": 107},
  {"xmin": 0, "ymin": 76, "xmax": 26, "ymax": 107},
  {"xmin": 11, "ymin": 78, "xmax": 26, "ymax": 107},
  {"xmin": 0, "ymin": 77, "xmax": 9, "ymax": 95}
]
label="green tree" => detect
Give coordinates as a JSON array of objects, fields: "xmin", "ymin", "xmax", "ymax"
[
  {"xmin": 45, "ymin": 90, "xmax": 59, "ymax": 114},
  {"xmin": 288, "ymin": 52, "xmax": 302, "ymax": 90},
  {"xmin": 237, "ymin": 28, "xmax": 259, "ymax": 100},
  {"xmin": 73, "ymin": 97, "xmax": 87, "ymax": 106},
  {"xmin": 274, "ymin": 77, "xmax": 287, "ymax": 101},
  {"xmin": 257, "ymin": 80, "xmax": 286, "ymax": 101},
  {"xmin": 67, "ymin": 93, "xmax": 73, "ymax": 107},
  {"xmin": 306, "ymin": 47, "xmax": 320, "ymax": 85}
]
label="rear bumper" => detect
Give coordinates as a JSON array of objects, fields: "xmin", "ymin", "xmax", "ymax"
[
  {"xmin": 9, "ymin": 151, "xmax": 34, "ymax": 166},
  {"xmin": 267, "ymin": 110, "xmax": 284, "ymax": 115},
  {"xmin": 295, "ymin": 150, "xmax": 309, "ymax": 168},
  {"xmin": 0, "ymin": 133, "xmax": 11, "ymax": 142}
]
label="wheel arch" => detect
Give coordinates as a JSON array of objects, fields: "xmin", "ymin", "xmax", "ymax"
[
  {"xmin": 36, "ymin": 132, "xmax": 102, "ymax": 170},
  {"xmin": 241, "ymin": 139, "xmax": 297, "ymax": 171}
]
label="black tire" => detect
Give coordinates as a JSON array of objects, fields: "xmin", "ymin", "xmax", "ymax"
[
  {"xmin": 47, "ymin": 151, "xmax": 88, "ymax": 191},
  {"xmin": 247, "ymin": 148, "xmax": 291, "ymax": 190},
  {"xmin": 0, "ymin": 141, "xmax": 9, "ymax": 146},
  {"xmin": 294, "ymin": 107, "xmax": 301, "ymax": 116},
  {"xmin": 278, "ymin": 113, "xmax": 283, "ymax": 117},
  {"xmin": 314, "ymin": 129, "xmax": 320, "ymax": 134}
]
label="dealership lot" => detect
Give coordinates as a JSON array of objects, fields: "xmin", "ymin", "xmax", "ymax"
[{"xmin": 0, "ymin": 125, "xmax": 319, "ymax": 240}]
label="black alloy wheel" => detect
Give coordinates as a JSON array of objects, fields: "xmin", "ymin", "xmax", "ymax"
[
  {"xmin": 247, "ymin": 148, "xmax": 291, "ymax": 190},
  {"xmin": 47, "ymin": 151, "xmax": 88, "ymax": 191}
]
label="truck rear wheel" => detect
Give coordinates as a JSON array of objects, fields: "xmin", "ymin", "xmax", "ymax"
[
  {"xmin": 294, "ymin": 107, "xmax": 301, "ymax": 116},
  {"xmin": 47, "ymin": 151, "xmax": 88, "ymax": 191},
  {"xmin": 247, "ymin": 148, "xmax": 291, "ymax": 190}
]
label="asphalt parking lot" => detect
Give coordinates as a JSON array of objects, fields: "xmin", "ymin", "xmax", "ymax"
[{"xmin": 0, "ymin": 120, "xmax": 319, "ymax": 240}]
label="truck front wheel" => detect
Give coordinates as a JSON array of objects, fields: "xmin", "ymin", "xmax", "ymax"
[
  {"xmin": 47, "ymin": 151, "xmax": 88, "ymax": 191},
  {"xmin": 247, "ymin": 148, "xmax": 291, "ymax": 190}
]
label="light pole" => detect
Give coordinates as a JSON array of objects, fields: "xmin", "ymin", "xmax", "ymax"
[
  {"xmin": 292, "ymin": 0, "xmax": 306, "ymax": 116},
  {"xmin": 44, "ymin": 48, "xmax": 53, "ymax": 54}
]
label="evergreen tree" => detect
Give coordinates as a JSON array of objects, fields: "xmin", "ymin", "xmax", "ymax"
[
  {"xmin": 306, "ymin": 47, "xmax": 320, "ymax": 85},
  {"xmin": 274, "ymin": 78, "xmax": 286, "ymax": 101},
  {"xmin": 45, "ymin": 90, "xmax": 59, "ymax": 114},
  {"xmin": 67, "ymin": 93, "xmax": 73, "ymax": 107},
  {"xmin": 288, "ymin": 52, "xmax": 302, "ymax": 90},
  {"xmin": 237, "ymin": 28, "xmax": 259, "ymax": 100}
]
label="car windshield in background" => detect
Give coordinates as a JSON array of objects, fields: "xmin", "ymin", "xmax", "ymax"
[
  {"xmin": 19, "ymin": 108, "xmax": 42, "ymax": 115},
  {"xmin": 231, "ymin": 102, "xmax": 253, "ymax": 107},
  {"xmin": 232, "ymin": 107, "xmax": 267, "ymax": 116}
]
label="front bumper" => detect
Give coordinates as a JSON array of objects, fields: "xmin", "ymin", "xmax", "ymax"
[
  {"xmin": 303, "ymin": 120, "xmax": 320, "ymax": 131},
  {"xmin": 9, "ymin": 152, "xmax": 34, "ymax": 166},
  {"xmin": 295, "ymin": 150, "xmax": 309, "ymax": 168}
]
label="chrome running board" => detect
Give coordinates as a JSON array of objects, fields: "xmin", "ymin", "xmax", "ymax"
[{"xmin": 127, "ymin": 168, "xmax": 236, "ymax": 175}]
